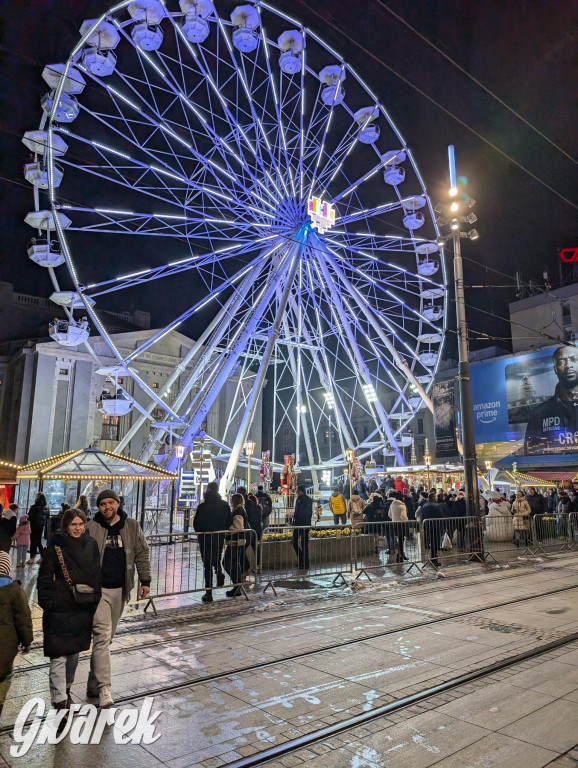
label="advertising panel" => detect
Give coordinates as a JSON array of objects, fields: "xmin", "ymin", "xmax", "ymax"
[
  {"xmin": 432, "ymin": 380, "xmax": 458, "ymax": 458},
  {"xmin": 470, "ymin": 345, "xmax": 578, "ymax": 455}
]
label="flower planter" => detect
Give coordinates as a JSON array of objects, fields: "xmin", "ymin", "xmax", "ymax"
[{"xmin": 260, "ymin": 534, "xmax": 377, "ymax": 569}]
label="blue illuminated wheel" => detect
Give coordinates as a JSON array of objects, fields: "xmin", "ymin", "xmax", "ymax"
[{"xmin": 24, "ymin": 0, "xmax": 446, "ymax": 483}]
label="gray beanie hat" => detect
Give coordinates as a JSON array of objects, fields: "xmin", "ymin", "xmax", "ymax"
[
  {"xmin": 0, "ymin": 551, "xmax": 11, "ymax": 576},
  {"xmin": 96, "ymin": 489, "xmax": 120, "ymax": 505}
]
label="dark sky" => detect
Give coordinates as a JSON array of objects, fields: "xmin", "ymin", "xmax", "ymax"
[{"xmin": 1, "ymin": 0, "xmax": 576, "ymax": 354}]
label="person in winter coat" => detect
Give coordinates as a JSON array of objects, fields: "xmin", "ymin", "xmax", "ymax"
[
  {"xmin": 37, "ymin": 509, "xmax": 101, "ymax": 725},
  {"xmin": 486, "ymin": 494, "xmax": 514, "ymax": 542},
  {"xmin": 512, "ymin": 491, "xmax": 532, "ymax": 546},
  {"xmin": 0, "ymin": 509, "xmax": 17, "ymax": 554},
  {"xmin": 237, "ymin": 487, "xmax": 260, "ymax": 574},
  {"xmin": 452, "ymin": 492, "xmax": 468, "ymax": 551},
  {"xmin": 194, "ymin": 482, "xmax": 232, "ymax": 603},
  {"xmin": 329, "ymin": 489, "xmax": 347, "ymax": 525},
  {"xmin": 368, "ymin": 479, "xmax": 378, "ymax": 495},
  {"xmin": 256, "ymin": 486, "xmax": 273, "ymax": 529},
  {"xmin": 347, "ymin": 494, "xmax": 366, "ymax": 528},
  {"xmin": 525, "ymin": 487, "xmax": 547, "ymax": 517},
  {"xmin": 0, "ymin": 551, "xmax": 33, "ymax": 721},
  {"xmin": 394, "ymin": 476, "xmax": 407, "ymax": 495},
  {"xmin": 86, "ymin": 490, "xmax": 150, "ymax": 709},
  {"xmin": 224, "ymin": 493, "xmax": 249, "ymax": 597},
  {"xmin": 27, "ymin": 492, "xmax": 49, "ymax": 565},
  {"xmin": 12, "ymin": 515, "xmax": 31, "ymax": 567},
  {"xmin": 293, "ymin": 485, "xmax": 313, "ymax": 570},
  {"xmin": 388, "ymin": 490, "xmax": 408, "ymax": 563},
  {"xmin": 419, "ymin": 494, "xmax": 445, "ymax": 566}
]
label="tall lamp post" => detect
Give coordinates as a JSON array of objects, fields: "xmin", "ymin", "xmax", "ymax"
[
  {"xmin": 345, "ymin": 447, "xmax": 355, "ymax": 499},
  {"xmin": 436, "ymin": 145, "xmax": 480, "ymax": 519},
  {"xmin": 244, "ymin": 439, "xmax": 256, "ymax": 491},
  {"xmin": 425, "ymin": 453, "xmax": 431, "ymax": 491},
  {"xmin": 485, "ymin": 460, "xmax": 493, "ymax": 491}
]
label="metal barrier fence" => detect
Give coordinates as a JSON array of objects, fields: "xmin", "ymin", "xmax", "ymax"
[
  {"xmin": 260, "ymin": 525, "xmax": 355, "ymax": 594},
  {"xmin": 353, "ymin": 521, "xmax": 423, "ymax": 578},
  {"xmin": 419, "ymin": 516, "xmax": 486, "ymax": 570},
  {"xmin": 144, "ymin": 528, "xmax": 254, "ymax": 613}
]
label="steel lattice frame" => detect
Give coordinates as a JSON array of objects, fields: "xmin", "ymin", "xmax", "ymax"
[{"xmin": 26, "ymin": 0, "xmax": 447, "ymax": 489}]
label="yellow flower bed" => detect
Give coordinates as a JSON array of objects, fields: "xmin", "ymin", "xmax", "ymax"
[{"xmin": 262, "ymin": 527, "xmax": 362, "ymax": 541}]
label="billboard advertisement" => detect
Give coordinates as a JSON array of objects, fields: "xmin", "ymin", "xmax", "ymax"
[
  {"xmin": 432, "ymin": 380, "xmax": 458, "ymax": 458},
  {"xmin": 470, "ymin": 345, "xmax": 578, "ymax": 455}
]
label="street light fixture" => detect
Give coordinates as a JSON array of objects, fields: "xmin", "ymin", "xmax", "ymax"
[
  {"xmin": 425, "ymin": 453, "xmax": 431, "ymax": 490},
  {"xmin": 244, "ymin": 439, "xmax": 256, "ymax": 491},
  {"xmin": 485, "ymin": 460, "xmax": 493, "ymax": 491}
]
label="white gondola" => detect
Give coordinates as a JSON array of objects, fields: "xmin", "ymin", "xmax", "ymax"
[
  {"xmin": 415, "ymin": 242, "xmax": 439, "ymax": 256},
  {"xmin": 319, "ymin": 65, "xmax": 345, "ymax": 106},
  {"xmin": 24, "ymin": 161, "xmax": 63, "ymax": 189},
  {"xmin": 97, "ymin": 390, "xmax": 133, "ymax": 417},
  {"xmin": 402, "ymin": 195, "xmax": 426, "ymax": 230},
  {"xmin": 42, "ymin": 64, "xmax": 86, "ymax": 95},
  {"xmin": 82, "ymin": 48, "xmax": 117, "ymax": 76},
  {"xmin": 49, "ymin": 319, "xmax": 90, "ymax": 347},
  {"xmin": 180, "ymin": 0, "xmax": 214, "ymax": 15},
  {"xmin": 420, "ymin": 287, "xmax": 444, "ymax": 300},
  {"xmin": 382, "ymin": 149, "xmax": 406, "ymax": 185},
  {"xmin": 25, "ymin": 210, "xmax": 71, "ymax": 231},
  {"xmin": 131, "ymin": 23, "xmax": 164, "ymax": 50},
  {"xmin": 419, "ymin": 351, "xmax": 438, "ymax": 368},
  {"xmin": 79, "ymin": 19, "xmax": 121, "ymax": 49},
  {"xmin": 400, "ymin": 432, "xmax": 414, "ymax": 447},
  {"xmin": 423, "ymin": 305, "xmax": 443, "ymax": 321},
  {"xmin": 129, "ymin": 0, "xmax": 165, "ymax": 24},
  {"xmin": 417, "ymin": 332, "xmax": 443, "ymax": 344},
  {"xmin": 417, "ymin": 258, "xmax": 439, "ymax": 276},
  {"xmin": 50, "ymin": 292, "xmax": 95, "ymax": 309},
  {"xmin": 408, "ymin": 396, "xmax": 423, "ymax": 408},
  {"xmin": 353, "ymin": 106, "xmax": 380, "ymax": 144},
  {"xmin": 278, "ymin": 30, "xmax": 304, "ymax": 75},
  {"xmin": 182, "ymin": 14, "xmax": 210, "ymax": 43},
  {"xmin": 27, "ymin": 238, "xmax": 65, "ymax": 268},
  {"xmin": 22, "ymin": 131, "xmax": 68, "ymax": 157},
  {"xmin": 41, "ymin": 91, "xmax": 79, "ymax": 123},
  {"xmin": 231, "ymin": 5, "xmax": 260, "ymax": 52}
]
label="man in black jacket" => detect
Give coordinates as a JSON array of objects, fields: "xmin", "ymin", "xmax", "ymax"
[
  {"xmin": 256, "ymin": 486, "xmax": 273, "ymax": 529},
  {"xmin": 194, "ymin": 482, "xmax": 232, "ymax": 602},
  {"xmin": 293, "ymin": 485, "xmax": 313, "ymax": 570},
  {"xmin": 420, "ymin": 493, "xmax": 445, "ymax": 566},
  {"xmin": 525, "ymin": 487, "xmax": 547, "ymax": 517}
]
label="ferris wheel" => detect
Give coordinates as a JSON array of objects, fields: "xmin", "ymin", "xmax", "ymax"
[{"xmin": 23, "ymin": 0, "xmax": 446, "ymax": 487}]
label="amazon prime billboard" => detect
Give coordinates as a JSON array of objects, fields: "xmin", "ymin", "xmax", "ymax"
[{"xmin": 470, "ymin": 345, "xmax": 578, "ymax": 455}]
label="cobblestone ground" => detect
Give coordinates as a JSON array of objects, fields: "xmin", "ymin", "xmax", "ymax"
[{"xmin": 1, "ymin": 552, "xmax": 577, "ymax": 767}]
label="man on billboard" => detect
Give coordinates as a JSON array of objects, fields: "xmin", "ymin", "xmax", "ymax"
[{"xmin": 524, "ymin": 346, "xmax": 578, "ymax": 454}]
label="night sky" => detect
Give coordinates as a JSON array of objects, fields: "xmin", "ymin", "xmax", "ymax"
[{"xmin": 1, "ymin": 0, "xmax": 576, "ymax": 355}]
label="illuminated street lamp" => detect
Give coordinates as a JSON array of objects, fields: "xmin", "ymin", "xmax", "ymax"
[
  {"xmin": 425, "ymin": 453, "xmax": 431, "ymax": 491},
  {"xmin": 244, "ymin": 439, "xmax": 256, "ymax": 491},
  {"xmin": 345, "ymin": 447, "xmax": 355, "ymax": 499},
  {"xmin": 485, "ymin": 460, "xmax": 493, "ymax": 491}
]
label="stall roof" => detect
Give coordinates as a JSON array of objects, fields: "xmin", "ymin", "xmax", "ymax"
[
  {"xmin": 17, "ymin": 447, "xmax": 176, "ymax": 481},
  {"xmin": 0, "ymin": 459, "xmax": 21, "ymax": 484}
]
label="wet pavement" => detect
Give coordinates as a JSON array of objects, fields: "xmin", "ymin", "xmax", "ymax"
[{"xmin": 1, "ymin": 552, "xmax": 578, "ymax": 767}]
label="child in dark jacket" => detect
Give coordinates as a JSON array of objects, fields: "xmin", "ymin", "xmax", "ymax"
[{"xmin": 0, "ymin": 551, "xmax": 33, "ymax": 721}]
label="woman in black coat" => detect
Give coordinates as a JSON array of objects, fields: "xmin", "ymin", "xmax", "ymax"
[
  {"xmin": 0, "ymin": 509, "xmax": 17, "ymax": 553},
  {"xmin": 27, "ymin": 492, "xmax": 49, "ymax": 564},
  {"xmin": 37, "ymin": 509, "xmax": 101, "ymax": 711}
]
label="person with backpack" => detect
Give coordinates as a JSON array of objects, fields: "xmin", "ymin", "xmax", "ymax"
[{"xmin": 329, "ymin": 488, "xmax": 347, "ymax": 525}]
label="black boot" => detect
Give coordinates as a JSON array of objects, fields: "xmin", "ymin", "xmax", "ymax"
[
  {"xmin": 216, "ymin": 572, "xmax": 225, "ymax": 587},
  {"xmin": 202, "ymin": 591, "xmax": 213, "ymax": 602},
  {"xmin": 226, "ymin": 586, "xmax": 241, "ymax": 597},
  {"xmin": 66, "ymin": 687, "xmax": 73, "ymax": 707},
  {"xmin": 53, "ymin": 701, "xmax": 69, "ymax": 736}
]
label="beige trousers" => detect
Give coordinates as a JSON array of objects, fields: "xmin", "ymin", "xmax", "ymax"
[{"xmin": 87, "ymin": 587, "xmax": 124, "ymax": 691}]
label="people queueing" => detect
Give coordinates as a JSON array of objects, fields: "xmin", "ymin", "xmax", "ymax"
[
  {"xmin": 293, "ymin": 485, "xmax": 313, "ymax": 571},
  {"xmin": 224, "ymin": 493, "xmax": 249, "ymax": 597},
  {"xmin": 193, "ymin": 481, "xmax": 231, "ymax": 603},
  {"xmin": 0, "ymin": 507, "xmax": 16, "ymax": 554},
  {"xmin": 347, "ymin": 493, "xmax": 366, "ymax": 529},
  {"xmin": 419, "ymin": 492, "xmax": 445, "ymax": 567},
  {"xmin": 12, "ymin": 515, "xmax": 31, "ymax": 567},
  {"xmin": 452, "ymin": 491, "xmax": 468, "ymax": 551},
  {"xmin": 364, "ymin": 492, "xmax": 385, "ymax": 553},
  {"xmin": 237, "ymin": 487, "xmax": 260, "ymax": 574},
  {"xmin": 0, "ymin": 551, "xmax": 33, "ymax": 723},
  {"xmin": 85, "ymin": 489, "xmax": 150, "ymax": 708},
  {"xmin": 388, "ymin": 490, "xmax": 409, "ymax": 563},
  {"xmin": 37, "ymin": 509, "xmax": 101, "ymax": 733},
  {"xmin": 27, "ymin": 492, "xmax": 49, "ymax": 565},
  {"xmin": 329, "ymin": 488, "xmax": 347, "ymax": 525},
  {"xmin": 512, "ymin": 490, "xmax": 532, "ymax": 546},
  {"xmin": 256, "ymin": 485, "xmax": 273, "ymax": 529}
]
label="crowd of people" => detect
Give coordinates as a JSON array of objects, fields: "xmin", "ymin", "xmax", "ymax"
[{"xmin": 0, "ymin": 489, "xmax": 151, "ymax": 731}]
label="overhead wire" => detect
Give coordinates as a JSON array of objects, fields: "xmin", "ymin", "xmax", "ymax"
[
  {"xmin": 294, "ymin": 0, "xmax": 577, "ymax": 210},
  {"xmin": 376, "ymin": 1, "xmax": 577, "ymax": 166}
]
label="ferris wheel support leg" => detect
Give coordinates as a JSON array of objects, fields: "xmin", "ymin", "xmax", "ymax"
[
  {"xmin": 219, "ymin": 227, "xmax": 309, "ymax": 495},
  {"xmin": 313, "ymin": 246, "xmax": 405, "ymax": 466},
  {"xmin": 124, "ymin": 257, "xmax": 272, "ymax": 461}
]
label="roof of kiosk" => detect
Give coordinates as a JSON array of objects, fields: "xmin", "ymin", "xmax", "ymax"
[{"xmin": 17, "ymin": 446, "xmax": 176, "ymax": 481}]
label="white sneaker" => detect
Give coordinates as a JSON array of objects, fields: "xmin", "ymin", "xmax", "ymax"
[{"xmin": 99, "ymin": 686, "xmax": 114, "ymax": 708}]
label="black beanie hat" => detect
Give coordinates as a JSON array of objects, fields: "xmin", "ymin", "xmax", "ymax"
[{"xmin": 96, "ymin": 489, "xmax": 120, "ymax": 505}]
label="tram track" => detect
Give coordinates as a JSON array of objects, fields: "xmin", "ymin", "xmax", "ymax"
[
  {"xmin": 1, "ymin": 579, "xmax": 576, "ymax": 739},
  {"xmin": 11, "ymin": 560, "xmax": 575, "ymax": 678}
]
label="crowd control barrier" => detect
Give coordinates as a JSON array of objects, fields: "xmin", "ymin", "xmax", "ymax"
[
  {"xmin": 144, "ymin": 529, "xmax": 254, "ymax": 613},
  {"xmin": 352, "ymin": 521, "xmax": 423, "ymax": 579}
]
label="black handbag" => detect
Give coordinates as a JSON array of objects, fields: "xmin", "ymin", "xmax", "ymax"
[{"xmin": 55, "ymin": 546, "xmax": 98, "ymax": 605}]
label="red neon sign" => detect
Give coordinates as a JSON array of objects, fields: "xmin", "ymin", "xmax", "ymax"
[{"xmin": 560, "ymin": 248, "xmax": 578, "ymax": 262}]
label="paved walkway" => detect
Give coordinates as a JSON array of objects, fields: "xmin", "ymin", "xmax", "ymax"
[{"xmin": 1, "ymin": 554, "xmax": 578, "ymax": 767}]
